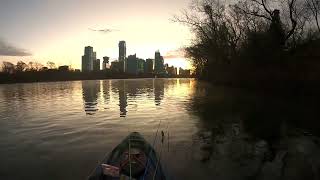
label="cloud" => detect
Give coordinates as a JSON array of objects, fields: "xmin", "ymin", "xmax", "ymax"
[
  {"xmin": 0, "ymin": 39, "xmax": 32, "ymax": 56},
  {"xmin": 89, "ymin": 28, "xmax": 120, "ymax": 34},
  {"xmin": 163, "ymin": 48, "xmax": 186, "ymax": 59}
]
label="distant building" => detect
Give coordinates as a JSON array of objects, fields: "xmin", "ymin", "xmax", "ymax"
[
  {"xmin": 166, "ymin": 65, "xmax": 177, "ymax": 76},
  {"xmin": 93, "ymin": 52, "xmax": 97, "ymax": 62},
  {"xmin": 126, "ymin": 54, "xmax": 146, "ymax": 74},
  {"xmin": 127, "ymin": 54, "xmax": 137, "ymax": 74},
  {"xmin": 111, "ymin": 61, "xmax": 121, "ymax": 72},
  {"xmin": 164, "ymin": 63, "xmax": 169, "ymax": 74},
  {"xmin": 145, "ymin": 58, "xmax": 154, "ymax": 73},
  {"xmin": 82, "ymin": 46, "xmax": 94, "ymax": 72},
  {"xmin": 137, "ymin": 58, "xmax": 145, "ymax": 74},
  {"xmin": 119, "ymin": 41, "xmax": 126, "ymax": 61},
  {"xmin": 93, "ymin": 59, "xmax": 100, "ymax": 71},
  {"xmin": 118, "ymin": 41, "xmax": 127, "ymax": 72},
  {"xmin": 102, "ymin": 56, "xmax": 110, "ymax": 70},
  {"xmin": 154, "ymin": 50, "xmax": 164, "ymax": 74},
  {"xmin": 179, "ymin": 68, "xmax": 191, "ymax": 76}
]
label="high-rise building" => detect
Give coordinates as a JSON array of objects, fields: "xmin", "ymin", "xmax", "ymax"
[
  {"xmin": 93, "ymin": 52, "xmax": 97, "ymax": 61},
  {"xmin": 93, "ymin": 59, "xmax": 100, "ymax": 71},
  {"xmin": 166, "ymin": 65, "xmax": 177, "ymax": 76},
  {"xmin": 119, "ymin": 41, "xmax": 126, "ymax": 61},
  {"xmin": 127, "ymin": 54, "xmax": 146, "ymax": 74},
  {"xmin": 111, "ymin": 61, "xmax": 121, "ymax": 72},
  {"xmin": 145, "ymin": 59, "xmax": 154, "ymax": 73},
  {"xmin": 102, "ymin": 56, "xmax": 109, "ymax": 70},
  {"xmin": 179, "ymin": 67, "xmax": 191, "ymax": 76},
  {"xmin": 137, "ymin": 58, "xmax": 145, "ymax": 74},
  {"xmin": 89, "ymin": 51, "xmax": 100, "ymax": 71},
  {"xmin": 82, "ymin": 46, "xmax": 94, "ymax": 72},
  {"xmin": 127, "ymin": 54, "xmax": 137, "ymax": 74},
  {"xmin": 118, "ymin": 41, "xmax": 127, "ymax": 72},
  {"xmin": 154, "ymin": 50, "xmax": 164, "ymax": 74}
]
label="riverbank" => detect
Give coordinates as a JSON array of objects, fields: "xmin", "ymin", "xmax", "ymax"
[
  {"xmin": 195, "ymin": 123, "xmax": 320, "ymax": 180},
  {"xmin": 190, "ymin": 81, "xmax": 320, "ymax": 141},
  {"xmin": 0, "ymin": 71, "xmax": 193, "ymax": 84},
  {"xmin": 189, "ymin": 82, "xmax": 320, "ymax": 179}
]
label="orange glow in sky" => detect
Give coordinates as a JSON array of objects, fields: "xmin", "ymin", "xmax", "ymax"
[{"xmin": 0, "ymin": 0, "xmax": 193, "ymax": 69}]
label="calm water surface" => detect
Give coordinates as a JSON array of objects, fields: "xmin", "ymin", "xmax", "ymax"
[{"xmin": 0, "ymin": 78, "xmax": 214, "ymax": 180}]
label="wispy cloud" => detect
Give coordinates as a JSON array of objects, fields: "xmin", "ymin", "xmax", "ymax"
[
  {"xmin": 0, "ymin": 39, "xmax": 32, "ymax": 56},
  {"xmin": 163, "ymin": 48, "xmax": 186, "ymax": 59},
  {"xmin": 89, "ymin": 28, "xmax": 120, "ymax": 34}
]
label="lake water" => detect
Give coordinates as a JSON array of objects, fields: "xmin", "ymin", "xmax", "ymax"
[{"xmin": 0, "ymin": 78, "xmax": 216, "ymax": 180}]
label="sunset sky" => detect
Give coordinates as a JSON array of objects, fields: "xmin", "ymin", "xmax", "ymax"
[{"xmin": 0, "ymin": 0, "xmax": 193, "ymax": 69}]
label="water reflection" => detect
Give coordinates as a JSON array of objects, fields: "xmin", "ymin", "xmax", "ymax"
[
  {"xmin": 1, "ymin": 78, "xmax": 320, "ymax": 180},
  {"xmin": 81, "ymin": 79, "xmax": 169, "ymax": 117},
  {"xmin": 0, "ymin": 78, "xmax": 217, "ymax": 180},
  {"xmin": 118, "ymin": 80, "xmax": 127, "ymax": 117},
  {"xmin": 102, "ymin": 80, "xmax": 110, "ymax": 107},
  {"xmin": 82, "ymin": 81, "xmax": 100, "ymax": 115},
  {"xmin": 154, "ymin": 79, "xmax": 164, "ymax": 106}
]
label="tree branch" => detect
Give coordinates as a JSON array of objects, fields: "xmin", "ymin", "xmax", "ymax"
[
  {"xmin": 234, "ymin": 5, "xmax": 272, "ymax": 20},
  {"xmin": 285, "ymin": 0, "xmax": 298, "ymax": 41},
  {"xmin": 261, "ymin": 0, "xmax": 273, "ymax": 17}
]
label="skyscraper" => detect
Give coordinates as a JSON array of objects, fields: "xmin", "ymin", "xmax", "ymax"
[
  {"xmin": 93, "ymin": 52, "xmax": 96, "ymax": 61},
  {"xmin": 102, "ymin": 56, "xmax": 109, "ymax": 70},
  {"xmin": 93, "ymin": 59, "xmax": 100, "ymax": 71},
  {"xmin": 137, "ymin": 58, "xmax": 145, "ymax": 74},
  {"xmin": 127, "ymin": 54, "xmax": 137, "ymax": 74},
  {"xmin": 82, "ymin": 46, "xmax": 94, "ymax": 72},
  {"xmin": 145, "ymin": 59, "xmax": 154, "ymax": 73},
  {"xmin": 127, "ymin": 54, "xmax": 146, "ymax": 74},
  {"xmin": 154, "ymin": 50, "xmax": 164, "ymax": 74},
  {"xmin": 118, "ymin": 41, "xmax": 126, "ymax": 72},
  {"xmin": 166, "ymin": 65, "xmax": 177, "ymax": 76}
]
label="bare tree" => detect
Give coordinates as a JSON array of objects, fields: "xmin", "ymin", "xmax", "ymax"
[
  {"xmin": 173, "ymin": 0, "xmax": 249, "ymax": 77},
  {"xmin": 234, "ymin": 0, "xmax": 300, "ymax": 43},
  {"xmin": 15, "ymin": 61, "xmax": 28, "ymax": 72},
  {"xmin": 27, "ymin": 61, "xmax": 43, "ymax": 71},
  {"xmin": 46, "ymin": 61, "xmax": 56, "ymax": 69},
  {"xmin": 1, "ymin": 61, "xmax": 15, "ymax": 74},
  {"xmin": 305, "ymin": 0, "xmax": 320, "ymax": 32},
  {"xmin": 174, "ymin": 0, "xmax": 319, "ymax": 80}
]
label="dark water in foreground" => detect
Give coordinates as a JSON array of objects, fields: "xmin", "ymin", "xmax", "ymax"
[{"xmin": 0, "ymin": 78, "xmax": 216, "ymax": 180}]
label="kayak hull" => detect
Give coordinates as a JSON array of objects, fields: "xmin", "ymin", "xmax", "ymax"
[{"xmin": 88, "ymin": 132, "xmax": 166, "ymax": 180}]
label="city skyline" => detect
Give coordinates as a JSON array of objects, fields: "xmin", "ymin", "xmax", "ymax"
[
  {"xmin": 81, "ymin": 41, "xmax": 190, "ymax": 75},
  {"xmin": 0, "ymin": 0, "xmax": 192, "ymax": 69}
]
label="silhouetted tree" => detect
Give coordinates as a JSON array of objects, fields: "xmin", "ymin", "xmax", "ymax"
[
  {"xmin": 1, "ymin": 61, "xmax": 15, "ymax": 74},
  {"xmin": 15, "ymin": 61, "xmax": 28, "ymax": 72},
  {"xmin": 27, "ymin": 61, "xmax": 43, "ymax": 71},
  {"xmin": 47, "ymin": 61, "xmax": 56, "ymax": 69},
  {"xmin": 174, "ymin": 0, "xmax": 247, "ymax": 79},
  {"xmin": 234, "ymin": 0, "xmax": 297, "ymax": 43},
  {"xmin": 305, "ymin": 0, "xmax": 320, "ymax": 33},
  {"xmin": 175, "ymin": 0, "xmax": 320, "ymax": 81},
  {"xmin": 234, "ymin": 0, "xmax": 320, "ymax": 47}
]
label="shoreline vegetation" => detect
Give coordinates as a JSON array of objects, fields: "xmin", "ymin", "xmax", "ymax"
[
  {"xmin": 177, "ymin": 1, "xmax": 320, "ymax": 178},
  {"xmin": 0, "ymin": 70, "xmax": 193, "ymax": 84},
  {"xmin": 174, "ymin": 0, "xmax": 320, "ymax": 94},
  {"xmin": 175, "ymin": 0, "xmax": 320, "ymax": 137},
  {"xmin": 179, "ymin": 1, "xmax": 320, "ymax": 179}
]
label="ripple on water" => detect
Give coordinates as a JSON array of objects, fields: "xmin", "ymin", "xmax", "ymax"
[{"xmin": 0, "ymin": 79, "xmax": 215, "ymax": 180}]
